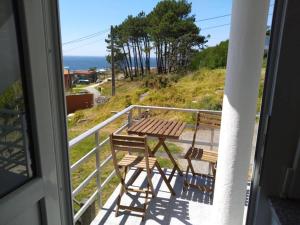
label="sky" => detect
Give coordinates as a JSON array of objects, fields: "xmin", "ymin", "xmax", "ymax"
[{"xmin": 59, "ymin": 0, "xmax": 274, "ymax": 56}]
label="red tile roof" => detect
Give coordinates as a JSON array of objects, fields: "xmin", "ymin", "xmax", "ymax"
[{"xmin": 73, "ymin": 70, "xmax": 96, "ymax": 75}]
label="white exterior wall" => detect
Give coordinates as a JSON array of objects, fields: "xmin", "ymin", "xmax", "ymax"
[{"xmin": 213, "ymin": 0, "xmax": 270, "ymax": 225}]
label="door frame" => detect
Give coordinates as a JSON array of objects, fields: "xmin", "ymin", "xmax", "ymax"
[
  {"xmin": 0, "ymin": 0, "xmax": 73, "ymax": 224},
  {"xmin": 246, "ymin": 0, "xmax": 298, "ymax": 224}
]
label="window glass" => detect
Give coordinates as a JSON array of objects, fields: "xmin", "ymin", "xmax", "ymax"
[{"xmin": 0, "ymin": 0, "xmax": 35, "ymax": 198}]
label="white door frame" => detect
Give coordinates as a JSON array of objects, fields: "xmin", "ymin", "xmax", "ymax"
[{"xmin": 0, "ymin": 0, "xmax": 73, "ymax": 224}]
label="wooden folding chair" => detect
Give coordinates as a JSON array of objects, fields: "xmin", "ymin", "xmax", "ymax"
[
  {"xmin": 183, "ymin": 112, "xmax": 219, "ymax": 193},
  {"xmin": 110, "ymin": 134, "xmax": 175, "ymax": 220}
]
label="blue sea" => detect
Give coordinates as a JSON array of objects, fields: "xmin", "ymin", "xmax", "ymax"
[{"xmin": 63, "ymin": 56, "xmax": 157, "ymax": 70}]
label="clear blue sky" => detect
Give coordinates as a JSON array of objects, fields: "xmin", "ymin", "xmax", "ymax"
[{"xmin": 59, "ymin": 0, "xmax": 274, "ymax": 56}]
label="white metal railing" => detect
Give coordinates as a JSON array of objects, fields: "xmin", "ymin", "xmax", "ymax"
[{"xmin": 68, "ymin": 105, "xmax": 222, "ymax": 223}]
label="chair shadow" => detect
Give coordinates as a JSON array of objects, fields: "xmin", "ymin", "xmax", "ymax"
[
  {"xmin": 95, "ymin": 169, "xmax": 214, "ymax": 225},
  {"xmin": 178, "ymin": 174, "xmax": 214, "ymax": 205}
]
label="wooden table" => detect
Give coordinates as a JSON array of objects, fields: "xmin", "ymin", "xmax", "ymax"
[{"xmin": 127, "ymin": 118, "xmax": 186, "ymax": 182}]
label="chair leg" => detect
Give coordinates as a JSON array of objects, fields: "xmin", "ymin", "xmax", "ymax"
[
  {"xmin": 123, "ymin": 167, "xmax": 128, "ymax": 193},
  {"xmin": 147, "ymin": 170, "xmax": 156, "ymax": 198},
  {"xmin": 155, "ymin": 162, "xmax": 176, "ymax": 195},
  {"xmin": 115, "ymin": 185, "xmax": 125, "ymax": 217},
  {"xmin": 142, "ymin": 183, "xmax": 150, "ymax": 221},
  {"xmin": 183, "ymin": 164, "xmax": 190, "ymax": 192},
  {"xmin": 187, "ymin": 158, "xmax": 196, "ymax": 176},
  {"xmin": 116, "ymin": 167, "xmax": 128, "ymax": 217}
]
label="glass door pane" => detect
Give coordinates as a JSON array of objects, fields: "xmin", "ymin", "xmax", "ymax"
[{"xmin": 0, "ymin": 0, "xmax": 35, "ymax": 198}]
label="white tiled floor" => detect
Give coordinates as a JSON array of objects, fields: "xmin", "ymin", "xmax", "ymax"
[{"xmin": 91, "ymin": 169, "xmax": 217, "ymax": 225}]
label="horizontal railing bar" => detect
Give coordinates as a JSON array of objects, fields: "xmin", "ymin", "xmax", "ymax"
[
  {"xmin": 146, "ymin": 135, "xmax": 219, "ymax": 147},
  {"xmin": 72, "ymin": 169, "xmax": 98, "ymax": 197},
  {"xmin": 133, "ymin": 105, "xmax": 259, "ymax": 118},
  {"xmin": 74, "ymin": 190, "xmax": 98, "ymax": 223},
  {"xmin": 133, "ymin": 105, "xmax": 222, "ymax": 114},
  {"xmin": 101, "ymin": 170, "xmax": 116, "ymax": 190},
  {"xmin": 167, "ymin": 138, "xmax": 219, "ymax": 147},
  {"xmin": 98, "ymin": 123, "xmax": 129, "ymax": 169},
  {"xmin": 70, "ymin": 123, "xmax": 128, "ymax": 172},
  {"xmin": 70, "ymin": 147, "xmax": 97, "ymax": 172},
  {"xmin": 100, "ymin": 155, "xmax": 112, "ymax": 169},
  {"xmin": 0, "ymin": 138, "xmax": 23, "ymax": 152},
  {"xmin": 69, "ymin": 106, "xmax": 134, "ymax": 148},
  {"xmin": 0, "ymin": 109, "xmax": 21, "ymax": 115}
]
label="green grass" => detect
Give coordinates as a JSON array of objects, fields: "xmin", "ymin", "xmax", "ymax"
[{"xmin": 68, "ymin": 68, "xmax": 265, "ymax": 212}]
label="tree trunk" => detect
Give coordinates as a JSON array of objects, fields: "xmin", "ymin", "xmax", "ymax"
[
  {"xmin": 126, "ymin": 42, "xmax": 133, "ymax": 79},
  {"xmin": 122, "ymin": 45, "xmax": 132, "ymax": 80},
  {"xmin": 137, "ymin": 41, "xmax": 144, "ymax": 76}
]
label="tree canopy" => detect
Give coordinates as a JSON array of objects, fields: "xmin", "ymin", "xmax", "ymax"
[
  {"xmin": 190, "ymin": 40, "xmax": 229, "ymax": 70},
  {"xmin": 106, "ymin": 0, "xmax": 207, "ymax": 78}
]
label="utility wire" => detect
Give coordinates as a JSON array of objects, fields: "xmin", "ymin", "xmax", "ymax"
[
  {"xmin": 201, "ymin": 13, "xmax": 273, "ymax": 31},
  {"xmin": 63, "ymin": 38, "xmax": 106, "ymax": 52},
  {"xmin": 62, "ymin": 2, "xmax": 275, "ymax": 48},
  {"xmin": 62, "ymin": 29, "xmax": 109, "ymax": 46},
  {"xmin": 196, "ymin": 3, "xmax": 274, "ymax": 23},
  {"xmin": 196, "ymin": 14, "xmax": 231, "ymax": 22},
  {"xmin": 202, "ymin": 23, "xmax": 230, "ymax": 30}
]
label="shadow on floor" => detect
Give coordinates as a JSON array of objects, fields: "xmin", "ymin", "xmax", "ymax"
[{"xmin": 95, "ymin": 170, "xmax": 214, "ymax": 225}]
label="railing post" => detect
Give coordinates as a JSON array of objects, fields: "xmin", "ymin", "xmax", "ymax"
[
  {"xmin": 128, "ymin": 109, "xmax": 132, "ymax": 127},
  {"xmin": 137, "ymin": 107, "xmax": 142, "ymax": 119},
  {"xmin": 95, "ymin": 131, "xmax": 101, "ymax": 209},
  {"xmin": 210, "ymin": 128, "xmax": 214, "ymax": 150}
]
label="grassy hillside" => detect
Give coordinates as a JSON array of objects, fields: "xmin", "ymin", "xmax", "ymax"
[{"xmin": 68, "ymin": 68, "xmax": 265, "ymax": 208}]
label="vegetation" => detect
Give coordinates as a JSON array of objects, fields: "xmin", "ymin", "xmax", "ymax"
[
  {"xmin": 68, "ymin": 68, "xmax": 265, "ymax": 209},
  {"xmin": 190, "ymin": 40, "xmax": 229, "ymax": 70},
  {"xmin": 106, "ymin": 0, "xmax": 207, "ymax": 78},
  {"xmin": 68, "ymin": 0, "xmax": 269, "ymax": 212},
  {"xmin": 0, "ymin": 80, "xmax": 24, "ymax": 110}
]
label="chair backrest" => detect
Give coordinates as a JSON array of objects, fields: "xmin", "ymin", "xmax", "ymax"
[
  {"xmin": 198, "ymin": 112, "xmax": 221, "ymax": 129},
  {"xmin": 191, "ymin": 112, "xmax": 221, "ymax": 149},
  {"xmin": 110, "ymin": 134, "xmax": 148, "ymax": 154},
  {"xmin": 109, "ymin": 134, "xmax": 150, "ymax": 176}
]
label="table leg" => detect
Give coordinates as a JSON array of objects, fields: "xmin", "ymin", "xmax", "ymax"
[
  {"xmin": 161, "ymin": 139, "xmax": 183, "ymax": 177},
  {"xmin": 150, "ymin": 139, "xmax": 164, "ymax": 156},
  {"xmin": 155, "ymin": 162, "xmax": 176, "ymax": 195}
]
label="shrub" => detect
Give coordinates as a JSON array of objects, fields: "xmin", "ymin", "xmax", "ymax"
[
  {"xmin": 0, "ymin": 80, "xmax": 24, "ymax": 110},
  {"xmin": 190, "ymin": 40, "xmax": 229, "ymax": 70},
  {"xmin": 69, "ymin": 111, "xmax": 85, "ymax": 126},
  {"xmin": 144, "ymin": 75, "xmax": 172, "ymax": 89}
]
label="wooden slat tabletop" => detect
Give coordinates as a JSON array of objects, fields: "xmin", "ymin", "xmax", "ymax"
[{"xmin": 128, "ymin": 118, "xmax": 186, "ymax": 139}]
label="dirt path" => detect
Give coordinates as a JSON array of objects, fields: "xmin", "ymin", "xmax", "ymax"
[{"xmin": 83, "ymin": 78, "xmax": 110, "ymax": 105}]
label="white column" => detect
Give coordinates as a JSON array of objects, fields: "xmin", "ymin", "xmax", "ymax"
[{"xmin": 213, "ymin": 0, "xmax": 270, "ymax": 225}]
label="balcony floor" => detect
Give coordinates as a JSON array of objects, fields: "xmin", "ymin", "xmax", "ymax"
[{"xmin": 91, "ymin": 168, "xmax": 249, "ymax": 225}]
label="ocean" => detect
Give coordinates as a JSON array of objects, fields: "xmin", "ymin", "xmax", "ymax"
[
  {"xmin": 63, "ymin": 56, "xmax": 109, "ymax": 70},
  {"xmin": 63, "ymin": 56, "xmax": 157, "ymax": 70}
]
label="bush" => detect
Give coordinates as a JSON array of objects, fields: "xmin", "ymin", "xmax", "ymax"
[
  {"xmin": 69, "ymin": 111, "xmax": 85, "ymax": 126},
  {"xmin": 144, "ymin": 75, "xmax": 172, "ymax": 89},
  {"xmin": 190, "ymin": 40, "xmax": 229, "ymax": 70},
  {"xmin": 0, "ymin": 80, "xmax": 24, "ymax": 110}
]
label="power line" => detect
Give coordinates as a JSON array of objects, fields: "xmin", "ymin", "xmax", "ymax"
[
  {"xmin": 63, "ymin": 37, "xmax": 106, "ymax": 52},
  {"xmin": 202, "ymin": 23, "xmax": 230, "ymax": 30},
  {"xmin": 196, "ymin": 3, "xmax": 274, "ymax": 23},
  {"xmin": 196, "ymin": 14, "xmax": 231, "ymax": 22},
  {"xmin": 201, "ymin": 12, "xmax": 273, "ymax": 31},
  {"xmin": 62, "ymin": 29, "xmax": 109, "ymax": 46},
  {"xmin": 62, "ymin": 2, "xmax": 275, "ymax": 47}
]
